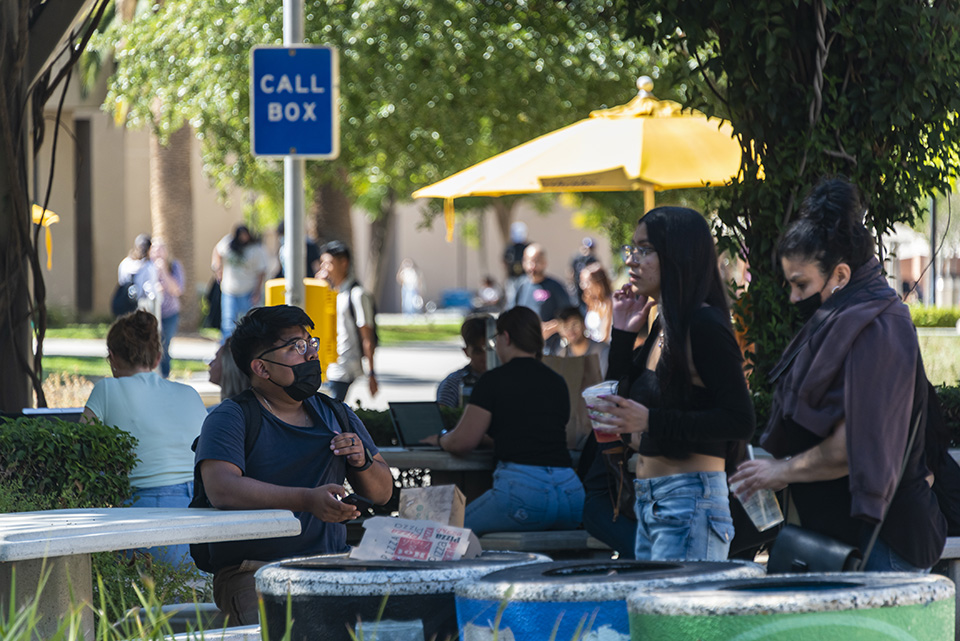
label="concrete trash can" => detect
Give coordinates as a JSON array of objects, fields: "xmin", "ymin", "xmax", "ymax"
[
  {"xmin": 455, "ymin": 559, "xmax": 764, "ymax": 640},
  {"xmin": 627, "ymin": 572, "xmax": 955, "ymax": 641},
  {"xmin": 255, "ymin": 551, "xmax": 549, "ymax": 641}
]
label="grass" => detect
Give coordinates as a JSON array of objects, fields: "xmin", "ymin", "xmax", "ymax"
[
  {"xmin": 43, "ymin": 357, "xmax": 208, "ymax": 380},
  {"xmin": 378, "ymin": 323, "xmax": 462, "ymax": 345},
  {"xmin": 44, "ymin": 323, "xmax": 111, "ymax": 339},
  {"xmin": 919, "ymin": 334, "xmax": 960, "ymax": 386},
  {"xmin": 46, "ymin": 322, "xmax": 462, "ymax": 344}
]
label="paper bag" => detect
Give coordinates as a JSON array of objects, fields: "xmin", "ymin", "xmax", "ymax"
[
  {"xmin": 543, "ymin": 353, "xmax": 603, "ymax": 450},
  {"xmin": 398, "ymin": 485, "xmax": 466, "ymax": 527},
  {"xmin": 349, "ymin": 516, "xmax": 481, "ymax": 561}
]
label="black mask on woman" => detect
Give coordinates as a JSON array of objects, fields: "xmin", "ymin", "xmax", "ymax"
[
  {"xmin": 263, "ymin": 359, "xmax": 323, "ymax": 401},
  {"xmin": 793, "ymin": 291, "xmax": 823, "ymax": 323}
]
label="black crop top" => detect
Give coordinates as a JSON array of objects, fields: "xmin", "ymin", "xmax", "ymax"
[{"xmin": 606, "ymin": 306, "xmax": 755, "ymax": 459}]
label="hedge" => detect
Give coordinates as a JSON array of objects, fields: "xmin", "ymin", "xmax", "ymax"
[
  {"xmin": 0, "ymin": 416, "xmax": 201, "ymax": 616},
  {"xmin": 0, "ymin": 415, "xmax": 138, "ymax": 506},
  {"xmin": 910, "ymin": 304, "xmax": 960, "ymax": 328}
]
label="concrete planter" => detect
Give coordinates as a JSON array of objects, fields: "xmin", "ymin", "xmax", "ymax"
[
  {"xmin": 255, "ymin": 551, "xmax": 549, "ymax": 641},
  {"xmin": 627, "ymin": 572, "xmax": 955, "ymax": 641},
  {"xmin": 455, "ymin": 559, "xmax": 764, "ymax": 641}
]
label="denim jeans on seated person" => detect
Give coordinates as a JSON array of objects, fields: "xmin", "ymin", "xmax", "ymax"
[
  {"xmin": 464, "ymin": 462, "xmax": 585, "ymax": 536},
  {"xmin": 860, "ymin": 533, "xmax": 931, "ymax": 573},
  {"xmin": 633, "ymin": 471, "xmax": 733, "ymax": 562},
  {"xmin": 130, "ymin": 481, "xmax": 194, "ymax": 569}
]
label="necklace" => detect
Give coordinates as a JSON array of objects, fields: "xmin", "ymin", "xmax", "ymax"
[{"xmin": 255, "ymin": 390, "xmax": 276, "ymax": 415}]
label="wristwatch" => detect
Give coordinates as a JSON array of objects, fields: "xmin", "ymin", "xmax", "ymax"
[
  {"xmin": 351, "ymin": 445, "xmax": 374, "ymax": 471},
  {"xmin": 438, "ymin": 429, "xmax": 449, "ymax": 451}
]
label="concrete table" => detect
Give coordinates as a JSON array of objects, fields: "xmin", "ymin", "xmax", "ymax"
[
  {"xmin": 0, "ymin": 507, "xmax": 301, "ymax": 639},
  {"xmin": 378, "ymin": 447, "xmax": 495, "ymax": 501}
]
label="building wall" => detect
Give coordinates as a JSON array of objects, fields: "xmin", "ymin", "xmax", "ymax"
[
  {"xmin": 35, "ymin": 102, "xmax": 619, "ymax": 320},
  {"xmin": 352, "ymin": 199, "xmax": 618, "ymax": 314}
]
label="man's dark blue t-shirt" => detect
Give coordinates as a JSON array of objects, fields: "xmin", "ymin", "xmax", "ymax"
[
  {"xmin": 194, "ymin": 394, "xmax": 378, "ymax": 570},
  {"xmin": 511, "ymin": 275, "xmax": 573, "ymax": 322}
]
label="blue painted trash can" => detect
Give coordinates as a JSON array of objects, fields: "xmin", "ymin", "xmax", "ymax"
[{"xmin": 455, "ymin": 559, "xmax": 764, "ymax": 640}]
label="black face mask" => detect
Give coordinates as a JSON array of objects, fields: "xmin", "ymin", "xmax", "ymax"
[
  {"xmin": 263, "ymin": 359, "xmax": 323, "ymax": 401},
  {"xmin": 793, "ymin": 291, "xmax": 823, "ymax": 323}
]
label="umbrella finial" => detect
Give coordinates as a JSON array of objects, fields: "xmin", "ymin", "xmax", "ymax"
[{"xmin": 637, "ymin": 76, "xmax": 654, "ymax": 98}]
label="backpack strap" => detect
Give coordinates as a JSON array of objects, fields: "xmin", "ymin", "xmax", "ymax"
[
  {"xmin": 232, "ymin": 388, "xmax": 264, "ymax": 458},
  {"xmin": 309, "ymin": 391, "xmax": 352, "ymax": 434},
  {"xmin": 310, "ymin": 391, "xmax": 374, "ymax": 471}
]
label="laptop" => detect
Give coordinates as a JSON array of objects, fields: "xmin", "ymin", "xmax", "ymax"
[{"xmin": 388, "ymin": 401, "xmax": 447, "ymax": 448}]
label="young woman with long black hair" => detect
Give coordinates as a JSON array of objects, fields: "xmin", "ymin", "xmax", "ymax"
[{"xmin": 590, "ymin": 206, "xmax": 754, "ymax": 561}]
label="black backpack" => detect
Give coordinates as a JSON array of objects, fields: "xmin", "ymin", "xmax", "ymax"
[
  {"xmin": 188, "ymin": 389, "xmax": 353, "ymax": 572},
  {"xmin": 347, "ymin": 284, "xmax": 379, "ymax": 349}
]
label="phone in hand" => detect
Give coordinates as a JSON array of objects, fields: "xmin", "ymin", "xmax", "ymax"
[{"xmin": 341, "ymin": 493, "xmax": 374, "ymax": 512}]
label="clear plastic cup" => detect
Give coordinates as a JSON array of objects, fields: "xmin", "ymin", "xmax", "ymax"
[
  {"xmin": 582, "ymin": 381, "xmax": 621, "ymax": 443},
  {"xmin": 729, "ymin": 479, "xmax": 784, "ymax": 532}
]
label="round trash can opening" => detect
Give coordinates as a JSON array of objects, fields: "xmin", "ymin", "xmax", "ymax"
[
  {"xmin": 278, "ymin": 551, "xmax": 540, "ymax": 573},
  {"xmin": 717, "ymin": 579, "xmax": 864, "ymax": 593},
  {"xmin": 256, "ymin": 551, "xmax": 550, "ymax": 641},
  {"xmin": 456, "ymin": 559, "xmax": 764, "ymax": 641},
  {"xmin": 627, "ymin": 572, "xmax": 955, "ymax": 641},
  {"xmin": 542, "ymin": 560, "xmax": 684, "ymax": 578}
]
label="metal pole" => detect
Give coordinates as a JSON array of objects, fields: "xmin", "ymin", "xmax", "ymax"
[
  {"xmin": 283, "ymin": 0, "xmax": 306, "ymax": 308},
  {"xmin": 930, "ymin": 195, "xmax": 937, "ymax": 306}
]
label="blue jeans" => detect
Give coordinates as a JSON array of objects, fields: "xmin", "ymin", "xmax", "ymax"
[
  {"xmin": 634, "ymin": 471, "xmax": 733, "ymax": 561},
  {"xmin": 160, "ymin": 312, "xmax": 179, "ymax": 378},
  {"xmin": 861, "ymin": 534, "xmax": 931, "ymax": 573},
  {"xmin": 221, "ymin": 291, "xmax": 254, "ymax": 340},
  {"xmin": 131, "ymin": 481, "xmax": 194, "ymax": 569},
  {"xmin": 465, "ymin": 462, "xmax": 584, "ymax": 536}
]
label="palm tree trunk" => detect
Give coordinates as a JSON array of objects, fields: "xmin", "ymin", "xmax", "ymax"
[
  {"xmin": 149, "ymin": 124, "xmax": 198, "ymax": 329},
  {"xmin": 366, "ymin": 189, "xmax": 395, "ymax": 302},
  {"xmin": 311, "ymin": 166, "xmax": 354, "ymax": 247}
]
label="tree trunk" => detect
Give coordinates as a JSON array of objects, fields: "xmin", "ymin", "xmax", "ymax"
[
  {"xmin": 366, "ymin": 189, "xmax": 395, "ymax": 302},
  {"xmin": 0, "ymin": 0, "xmax": 36, "ymax": 411},
  {"xmin": 311, "ymin": 165, "xmax": 354, "ymax": 247},
  {"xmin": 491, "ymin": 198, "xmax": 516, "ymax": 280},
  {"xmin": 149, "ymin": 124, "xmax": 198, "ymax": 330}
]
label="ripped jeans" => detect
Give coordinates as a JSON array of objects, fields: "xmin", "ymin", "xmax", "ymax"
[
  {"xmin": 633, "ymin": 471, "xmax": 733, "ymax": 561},
  {"xmin": 465, "ymin": 462, "xmax": 584, "ymax": 536}
]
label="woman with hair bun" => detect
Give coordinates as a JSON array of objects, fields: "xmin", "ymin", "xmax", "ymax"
[
  {"xmin": 423, "ymin": 306, "xmax": 585, "ymax": 535},
  {"xmin": 82, "ymin": 310, "xmax": 209, "ymax": 569},
  {"xmin": 730, "ymin": 177, "xmax": 946, "ymax": 571}
]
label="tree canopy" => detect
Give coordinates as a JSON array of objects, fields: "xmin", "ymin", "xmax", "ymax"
[
  {"xmin": 101, "ymin": 0, "xmax": 686, "ymax": 230},
  {"xmin": 620, "ymin": 0, "xmax": 960, "ymax": 401}
]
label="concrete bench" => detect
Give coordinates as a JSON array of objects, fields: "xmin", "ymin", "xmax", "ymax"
[
  {"xmin": 168, "ymin": 624, "xmax": 261, "ymax": 641},
  {"xmin": 478, "ymin": 530, "xmax": 613, "ymax": 559},
  {"xmin": 0, "ymin": 507, "xmax": 300, "ymax": 640}
]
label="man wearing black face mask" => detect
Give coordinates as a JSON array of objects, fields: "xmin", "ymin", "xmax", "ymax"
[{"xmin": 194, "ymin": 305, "xmax": 393, "ymax": 625}]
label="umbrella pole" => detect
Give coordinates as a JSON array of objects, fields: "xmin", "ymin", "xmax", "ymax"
[{"xmin": 644, "ymin": 187, "xmax": 655, "ymax": 213}]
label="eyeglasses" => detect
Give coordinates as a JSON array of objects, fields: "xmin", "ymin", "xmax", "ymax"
[
  {"xmin": 256, "ymin": 336, "xmax": 320, "ymax": 359},
  {"xmin": 621, "ymin": 244, "xmax": 656, "ymax": 262}
]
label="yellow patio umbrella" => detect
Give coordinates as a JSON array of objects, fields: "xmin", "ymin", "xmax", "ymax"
[
  {"xmin": 412, "ymin": 77, "xmax": 750, "ymax": 240},
  {"xmin": 31, "ymin": 204, "xmax": 60, "ymax": 270}
]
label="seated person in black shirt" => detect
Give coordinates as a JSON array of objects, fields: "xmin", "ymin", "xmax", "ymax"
[{"xmin": 424, "ymin": 307, "xmax": 585, "ymax": 535}]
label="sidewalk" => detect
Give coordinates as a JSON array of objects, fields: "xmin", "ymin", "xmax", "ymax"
[{"xmin": 43, "ymin": 335, "xmax": 465, "ymax": 411}]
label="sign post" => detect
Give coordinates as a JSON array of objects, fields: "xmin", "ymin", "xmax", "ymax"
[{"xmin": 250, "ymin": 3, "xmax": 339, "ymax": 307}]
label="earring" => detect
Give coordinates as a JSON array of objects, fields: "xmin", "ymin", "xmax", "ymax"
[{"xmin": 831, "ymin": 285, "xmax": 840, "ymax": 294}]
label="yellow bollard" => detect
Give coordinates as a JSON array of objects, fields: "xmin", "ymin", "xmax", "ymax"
[{"xmin": 264, "ymin": 278, "xmax": 338, "ymax": 380}]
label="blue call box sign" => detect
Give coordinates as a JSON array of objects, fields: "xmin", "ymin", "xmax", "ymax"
[{"xmin": 250, "ymin": 45, "xmax": 340, "ymax": 158}]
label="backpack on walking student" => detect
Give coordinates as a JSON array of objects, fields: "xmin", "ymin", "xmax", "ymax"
[
  {"xmin": 187, "ymin": 389, "xmax": 352, "ymax": 572},
  {"xmin": 347, "ymin": 283, "xmax": 379, "ymax": 348}
]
